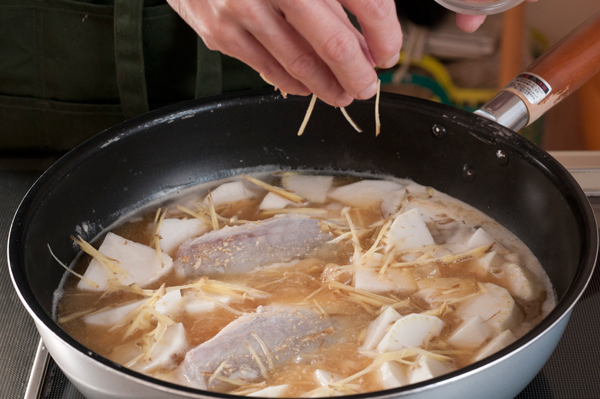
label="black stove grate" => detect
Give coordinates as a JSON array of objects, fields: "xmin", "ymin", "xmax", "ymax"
[
  {"xmin": 41, "ymin": 356, "xmax": 86, "ymax": 399},
  {"xmin": 0, "ymin": 171, "xmax": 46, "ymax": 399},
  {"xmin": 516, "ymin": 250, "xmax": 600, "ymax": 399}
]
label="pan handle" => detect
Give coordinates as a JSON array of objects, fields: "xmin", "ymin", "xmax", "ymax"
[{"xmin": 475, "ymin": 11, "xmax": 600, "ymax": 131}]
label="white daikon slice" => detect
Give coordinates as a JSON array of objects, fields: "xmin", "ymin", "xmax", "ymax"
[
  {"xmin": 361, "ymin": 307, "xmax": 401, "ymax": 351},
  {"xmin": 380, "ymin": 189, "xmax": 408, "ymax": 217},
  {"xmin": 379, "ymin": 361, "xmax": 408, "ymax": 389},
  {"xmin": 466, "ymin": 228, "xmax": 496, "ymax": 251},
  {"xmin": 203, "ymin": 181, "xmax": 255, "ymax": 206},
  {"xmin": 137, "ymin": 323, "xmax": 188, "ymax": 372},
  {"xmin": 376, "ymin": 314, "xmax": 445, "ymax": 352},
  {"xmin": 281, "ymin": 175, "xmax": 333, "ymax": 203},
  {"xmin": 84, "ymin": 290, "xmax": 183, "ymax": 326},
  {"xmin": 184, "ymin": 293, "xmax": 231, "ymax": 315},
  {"xmin": 152, "ymin": 218, "xmax": 210, "ymax": 256},
  {"xmin": 354, "ymin": 268, "xmax": 417, "ymax": 295},
  {"xmin": 359, "ymin": 252, "xmax": 384, "ymax": 268},
  {"xmin": 443, "ymin": 226, "xmax": 475, "ymax": 246},
  {"xmin": 474, "ymin": 329, "xmax": 517, "ymax": 361},
  {"xmin": 501, "ymin": 263, "xmax": 543, "ymax": 301},
  {"xmin": 415, "ymin": 278, "xmax": 477, "ymax": 307},
  {"xmin": 83, "ymin": 300, "xmax": 145, "ymax": 326},
  {"xmin": 107, "ymin": 324, "xmax": 189, "ymax": 373},
  {"xmin": 314, "ymin": 369, "xmax": 342, "ymax": 386},
  {"xmin": 248, "ymin": 385, "xmax": 291, "ymax": 397},
  {"xmin": 259, "ymin": 192, "xmax": 296, "ymax": 210},
  {"xmin": 398, "ymin": 252, "xmax": 419, "ymax": 262},
  {"xmin": 328, "ymin": 180, "xmax": 403, "ymax": 208},
  {"xmin": 155, "ymin": 289, "xmax": 184, "ymax": 318},
  {"xmin": 386, "ymin": 208, "xmax": 434, "ymax": 252},
  {"xmin": 455, "ymin": 283, "xmax": 523, "ymax": 333},
  {"xmin": 471, "ymin": 251, "xmax": 504, "ymax": 277},
  {"xmin": 408, "ymin": 355, "xmax": 455, "ymax": 384},
  {"xmin": 403, "ymin": 203, "xmax": 438, "ymax": 225},
  {"xmin": 447, "ymin": 315, "xmax": 492, "ymax": 348},
  {"xmin": 107, "ymin": 340, "xmax": 143, "ymax": 366},
  {"xmin": 77, "ymin": 232, "xmax": 173, "ymax": 291}
]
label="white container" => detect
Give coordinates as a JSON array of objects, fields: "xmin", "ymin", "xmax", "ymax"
[{"xmin": 435, "ymin": 0, "xmax": 524, "ymax": 15}]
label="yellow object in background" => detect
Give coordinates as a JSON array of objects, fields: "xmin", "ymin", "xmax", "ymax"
[
  {"xmin": 580, "ymin": 71, "xmax": 600, "ymax": 150},
  {"xmin": 395, "ymin": 53, "xmax": 497, "ymax": 108}
]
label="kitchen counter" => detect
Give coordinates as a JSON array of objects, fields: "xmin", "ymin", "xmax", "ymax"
[{"xmin": 2, "ymin": 152, "xmax": 599, "ymax": 399}]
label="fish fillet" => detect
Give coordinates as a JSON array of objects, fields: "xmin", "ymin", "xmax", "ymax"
[
  {"xmin": 174, "ymin": 215, "xmax": 331, "ymax": 277},
  {"xmin": 182, "ymin": 306, "xmax": 334, "ymax": 388}
]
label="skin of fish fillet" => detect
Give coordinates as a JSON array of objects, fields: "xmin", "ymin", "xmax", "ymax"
[
  {"xmin": 182, "ymin": 306, "xmax": 334, "ymax": 389},
  {"xmin": 174, "ymin": 215, "xmax": 332, "ymax": 277}
]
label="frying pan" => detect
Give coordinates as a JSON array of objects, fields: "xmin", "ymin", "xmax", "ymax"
[{"xmin": 8, "ymin": 11, "xmax": 600, "ymax": 399}]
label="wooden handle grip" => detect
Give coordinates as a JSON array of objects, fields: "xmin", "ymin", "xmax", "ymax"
[{"xmin": 502, "ymin": 11, "xmax": 600, "ymax": 125}]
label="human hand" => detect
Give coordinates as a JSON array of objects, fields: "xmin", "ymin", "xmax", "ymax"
[
  {"xmin": 167, "ymin": 0, "xmax": 402, "ymax": 107},
  {"xmin": 455, "ymin": 0, "xmax": 539, "ymax": 33}
]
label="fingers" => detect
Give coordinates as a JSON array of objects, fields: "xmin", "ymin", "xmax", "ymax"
[
  {"xmin": 238, "ymin": 1, "xmax": 354, "ymax": 106},
  {"xmin": 455, "ymin": 0, "xmax": 536, "ymax": 33},
  {"xmin": 168, "ymin": 0, "xmax": 399, "ymax": 106},
  {"xmin": 339, "ymin": 0, "xmax": 402, "ymax": 68},
  {"xmin": 220, "ymin": 29, "xmax": 313, "ymax": 97},
  {"xmin": 279, "ymin": 0, "xmax": 380, "ymax": 101},
  {"xmin": 455, "ymin": 14, "xmax": 487, "ymax": 33},
  {"xmin": 322, "ymin": 0, "xmax": 377, "ymax": 67},
  {"xmin": 167, "ymin": 0, "xmax": 311, "ymax": 97}
]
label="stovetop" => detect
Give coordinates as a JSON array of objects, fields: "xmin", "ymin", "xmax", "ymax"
[{"xmin": 2, "ymin": 153, "xmax": 600, "ymax": 399}]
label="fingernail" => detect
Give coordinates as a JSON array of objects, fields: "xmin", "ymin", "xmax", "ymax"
[
  {"xmin": 357, "ymin": 81, "xmax": 378, "ymax": 100},
  {"xmin": 381, "ymin": 53, "xmax": 400, "ymax": 69},
  {"xmin": 335, "ymin": 92, "xmax": 354, "ymax": 107}
]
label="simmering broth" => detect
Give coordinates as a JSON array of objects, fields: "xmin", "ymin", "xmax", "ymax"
[{"xmin": 56, "ymin": 172, "xmax": 555, "ymax": 397}]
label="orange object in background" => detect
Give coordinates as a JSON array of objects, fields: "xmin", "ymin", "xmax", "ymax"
[
  {"xmin": 580, "ymin": 71, "xmax": 600, "ymax": 150},
  {"xmin": 498, "ymin": 3, "xmax": 527, "ymax": 89}
]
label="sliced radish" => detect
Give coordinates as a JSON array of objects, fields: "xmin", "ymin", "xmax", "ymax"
[
  {"xmin": 376, "ymin": 314, "xmax": 445, "ymax": 352},
  {"xmin": 328, "ymin": 180, "xmax": 403, "ymax": 208},
  {"xmin": 361, "ymin": 307, "xmax": 402, "ymax": 350},
  {"xmin": 78, "ymin": 232, "xmax": 173, "ymax": 291},
  {"xmin": 151, "ymin": 218, "xmax": 209, "ymax": 256},
  {"xmin": 281, "ymin": 175, "xmax": 333, "ymax": 203},
  {"xmin": 386, "ymin": 208, "xmax": 434, "ymax": 252},
  {"xmin": 203, "ymin": 181, "xmax": 255, "ymax": 206},
  {"xmin": 259, "ymin": 192, "xmax": 296, "ymax": 210}
]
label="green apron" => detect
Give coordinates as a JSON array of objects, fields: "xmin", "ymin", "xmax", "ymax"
[{"xmin": 0, "ymin": 0, "xmax": 267, "ymax": 152}]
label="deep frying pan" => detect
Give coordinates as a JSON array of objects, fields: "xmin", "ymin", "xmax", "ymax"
[{"xmin": 8, "ymin": 11, "xmax": 600, "ymax": 399}]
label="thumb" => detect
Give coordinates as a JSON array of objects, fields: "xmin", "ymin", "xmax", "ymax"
[{"xmin": 456, "ymin": 14, "xmax": 487, "ymax": 33}]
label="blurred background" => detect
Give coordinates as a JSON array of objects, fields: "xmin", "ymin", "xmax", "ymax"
[{"xmin": 387, "ymin": 0, "xmax": 600, "ymax": 151}]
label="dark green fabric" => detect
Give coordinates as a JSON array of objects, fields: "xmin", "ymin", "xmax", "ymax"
[
  {"xmin": 0, "ymin": 0, "xmax": 268, "ymax": 152},
  {"xmin": 195, "ymin": 37, "xmax": 222, "ymax": 98},
  {"xmin": 114, "ymin": 0, "xmax": 149, "ymax": 119}
]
